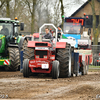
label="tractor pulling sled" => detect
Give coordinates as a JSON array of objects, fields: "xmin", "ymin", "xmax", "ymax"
[{"xmin": 21, "ymin": 23, "xmax": 89, "ymax": 79}]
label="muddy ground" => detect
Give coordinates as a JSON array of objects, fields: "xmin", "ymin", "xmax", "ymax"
[{"xmin": 0, "ymin": 69, "xmax": 100, "ymax": 100}]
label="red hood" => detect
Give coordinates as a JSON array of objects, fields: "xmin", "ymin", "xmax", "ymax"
[{"xmin": 33, "ymin": 33, "xmax": 39, "ymax": 38}]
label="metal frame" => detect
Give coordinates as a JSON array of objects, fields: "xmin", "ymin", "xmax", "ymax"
[{"xmin": 39, "ymin": 23, "xmax": 58, "ymax": 47}]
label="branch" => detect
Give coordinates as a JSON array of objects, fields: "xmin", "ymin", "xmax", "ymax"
[
  {"xmin": 88, "ymin": 0, "xmax": 92, "ymax": 7},
  {"xmin": 88, "ymin": 0, "xmax": 96, "ymax": 15},
  {"xmin": 0, "ymin": 0, "xmax": 5, "ymax": 8},
  {"xmin": 25, "ymin": 0, "xmax": 32, "ymax": 15}
]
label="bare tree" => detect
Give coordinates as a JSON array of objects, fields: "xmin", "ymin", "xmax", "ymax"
[
  {"xmin": 6, "ymin": 0, "xmax": 11, "ymax": 17},
  {"xmin": 88, "ymin": 0, "xmax": 100, "ymax": 45},
  {"xmin": 59, "ymin": 0, "xmax": 64, "ymax": 29},
  {"xmin": 0, "ymin": 0, "xmax": 11, "ymax": 17},
  {"xmin": 34, "ymin": 0, "xmax": 54, "ymax": 31},
  {"xmin": 53, "ymin": 0, "xmax": 61, "ymax": 27},
  {"xmin": 0, "ymin": 0, "xmax": 5, "ymax": 8},
  {"xmin": 24, "ymin": 0, "xmax": 37, "ymax": 33},
  {"xmin": 35, "ymin": 0, "xmax": 44, "ymax": 31}
]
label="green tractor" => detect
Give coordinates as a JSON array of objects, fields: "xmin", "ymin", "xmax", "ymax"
[{"xmin": 0, "ymin": 18, "xmax": 27, "ymax": 71}]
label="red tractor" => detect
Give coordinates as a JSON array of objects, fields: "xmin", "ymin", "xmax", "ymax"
[
  {"xmin": 22, "ymin": 24, "xmax": 72, "ymax": 79},
  {"xmin": 22, "ymin": 23, "xmax": 88, "ymax": 79}
]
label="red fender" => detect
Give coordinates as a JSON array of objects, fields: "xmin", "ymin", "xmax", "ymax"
[
  {"xmin": 56, "ymin": 42, "xmax": 66, "ymax": 48},
  {"xmin": 27, "ymin": 41, "xmax": 51, "ymax": 47}
]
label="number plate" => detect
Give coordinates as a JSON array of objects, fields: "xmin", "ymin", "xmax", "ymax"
[{"xmin": 42, "ymin": 64, "xmax": 49, "ymax": 69}]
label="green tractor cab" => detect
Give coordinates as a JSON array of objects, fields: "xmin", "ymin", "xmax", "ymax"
[{"xmin": 0, "ymin": 18, "xmax": 27, "ymax": 71}]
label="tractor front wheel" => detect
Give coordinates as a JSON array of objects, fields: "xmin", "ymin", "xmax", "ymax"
[
  {"xmin": 52, "ymin": 60, "xmax": 59, "ymax": 79},
  {"xmin": 23, "ymin": 59, "xmax": 30, "ymax": 77}
]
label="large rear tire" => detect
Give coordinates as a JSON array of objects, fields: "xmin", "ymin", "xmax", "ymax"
[
  {"xmin": 57, "ymin": 43, "xmax": 71, "ymax": 77},
  {"xmin": 52, "ymin": 60, "xmax": 59, "ymax": 79},
  {"xmin": 21, "ymin": 39, "xmax": 28, "ymax": 51},
  {"xmin": 23, "ymin": 45, "xmax": 35, "ymax": 60},
  {"xmin": 7, "ymin": 48, "xmax": 20, "ymax": 71},
  {"xmin": 23, "ymin": 59, "xmax": 30, "ymax": 77}
]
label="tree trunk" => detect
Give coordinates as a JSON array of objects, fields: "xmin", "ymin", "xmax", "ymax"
[
  {"xmin": 89, "ymin": 0, "xmax": 100, "ymax": 54},
  {"xmin": 31, "ymin": 13, "xmax": 34, "ymax": 34},
  {"xmin": 31, "ymin": 0, "xmax": 36, "ymax": 34},
  {"xmin": 6, "ymin": 0, "xmax": 10, "ymax": 17},
  {"xmin": 88, "ymin": 0, "xmax": 99, "ymax": 45},
  {"xmin": 60, "ymin": 0, "xmax": 64, "ymax": 30},
  {"xmin": 91, "ymin": 0, "xmax": 98, "ymax": 45}
]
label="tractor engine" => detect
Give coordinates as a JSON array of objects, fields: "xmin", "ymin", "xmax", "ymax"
[{"xmin": 35, "ymin": 43, "xmax": 49, "ymax": 58}]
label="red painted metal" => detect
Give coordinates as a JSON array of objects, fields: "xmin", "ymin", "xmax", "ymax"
[
  {"xmin": 79, "ymin": 54, "xmax": 92, "ymax": 67},
  {"xmin": 27, "ymin": 41, "xmax": 51, "ymax": 47},
  {"xmin": 28, "ymin": 41, "xmax": 36, "ymax": 47},
  {"xmin": 56, "ymin": 42, "xmax": 66, "ymax": 48},
  {"xmin": 50, "ymin": 55, "xmax": 55, "ymax": 61},
  {"xmin": 30, "ymin": 67, "xmax": 52, "ymax": 73},
  {"xmin": 79, "ymin": 55, "xmax": 82, "ymax": 64},
  {"xmin": 29, "ymin": 59, "xmax": 52, "ymax": 73},
  {"xmin": 88, "ymin": 55, "xmax": 92, "ymax": 64},
  {"xmin": 33, "ymin": 33, "xmax": 39, "ymax": 38},
  {"xmin": 28, "ymin": 47, "xmax": 56, "ymax": 74}
]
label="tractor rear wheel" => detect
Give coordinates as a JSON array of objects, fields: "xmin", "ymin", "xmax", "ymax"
[
  {"xmin": 52, "ymin": 60, "xmax": 59, "ymax": 79},
  {"xmin": 57, "ymin": 43, "xmax": 71, "ymax": 77},
  {"xmin": 23, "ymin": 45, "xmax": 35, "ymax": 60},
  {"xmin": 6, "ymin": 48, "xmax": 20, "ymax": 71},
  {"xmin": 21, "ymin": 39, "xmax": 28, "ymax": 51},
  {"xmin": 23, "ymin": 59, "xmax": 30, "ymax": 77}
]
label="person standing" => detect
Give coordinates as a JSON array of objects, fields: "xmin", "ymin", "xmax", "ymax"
[{"xmin": 57, "ymin": 26, "xmax": 62, "ymax": 38}]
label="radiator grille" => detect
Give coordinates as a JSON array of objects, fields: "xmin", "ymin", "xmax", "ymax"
[
  {"xmin": 35, "ymin": 50, "xmax": 47, "ymax": 58},
  {"xmin": 35, "ymin": 43, "xmax": 48, "ymax": 46}
]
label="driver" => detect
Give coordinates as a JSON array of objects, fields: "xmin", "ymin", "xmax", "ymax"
[
  {"xmin": 68, "ymin": 26, "xmax": 77, "ymax": 34},
  {"xmin": 1, "ymin": 25, "xmax": 9, "ymax": 35},
  {"xmin": 43, "ymin": 28, "xmax": 53, "ymax": 41}
]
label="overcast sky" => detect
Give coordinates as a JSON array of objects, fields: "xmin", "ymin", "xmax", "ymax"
[{"xmin": 64, "ymin": 0, "xmax": 87, "ymax": 17}]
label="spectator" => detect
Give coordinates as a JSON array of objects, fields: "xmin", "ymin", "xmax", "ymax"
[{"xmin": 57, "ymin": 26, "xmax": 62, "ymax": 38}]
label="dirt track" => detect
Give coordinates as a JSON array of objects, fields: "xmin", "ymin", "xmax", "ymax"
[{"xmin": 0, "ymin": 69, "xmax": 100, "ymax": 100}]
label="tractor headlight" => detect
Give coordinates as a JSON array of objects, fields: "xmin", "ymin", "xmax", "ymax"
[{"xmin": 44, "ymin": 56, "xmax": 47, "ymax": 58}]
